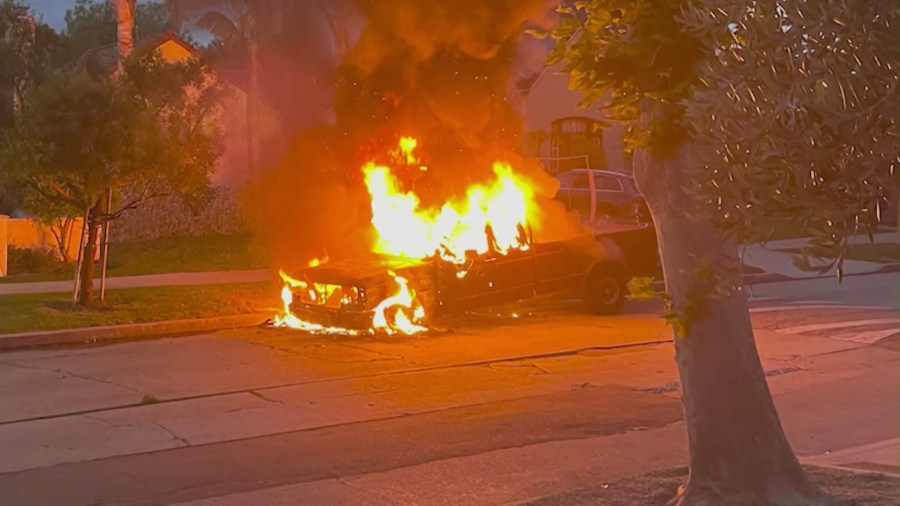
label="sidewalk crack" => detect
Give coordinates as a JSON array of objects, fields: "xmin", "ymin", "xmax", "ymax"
[
  {"xmin": 151, "ymin": 421, "xmax": 191, "ymax": 447},
  {"xmin": 249, "ymin": 389, "xmax": 285, "ymax": 404},
  {"xmin": 0, "ymin": 361, "xmax": 141, "ymax": 393}
]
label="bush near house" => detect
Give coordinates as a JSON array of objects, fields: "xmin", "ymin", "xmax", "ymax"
[{"xmin": 7, "ymin": 246, "xmax": 68, "ymax": 276}]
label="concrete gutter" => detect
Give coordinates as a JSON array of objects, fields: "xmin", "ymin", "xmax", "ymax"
[
  {"xmin": 0, "ymin": 312, "xmax": 269, "ymax": 351},
  {"xmin": 646, "ymin": 264, "xmax": 900, "ymax": 293}
]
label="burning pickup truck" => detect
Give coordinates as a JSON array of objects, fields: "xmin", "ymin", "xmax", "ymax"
[
  {"xmin": 272, "ymin": 137, "xmax": 658, "ymax": 335},
  {"xmin": 276, "ymin": 223, "xmax": 658, "ymax": 335}
]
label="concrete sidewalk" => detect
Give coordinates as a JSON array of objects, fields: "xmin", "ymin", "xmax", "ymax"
[
  {"xmin": 0, "ymin": 269, "xmax": 270, "ymax": 296},
  {"xmin": 743, "ymin": 231, "xmax": 900, "ymax": 280},
  {"xmin": 805, "ymin": 438, "xmax": 900, "ymax": 477}
]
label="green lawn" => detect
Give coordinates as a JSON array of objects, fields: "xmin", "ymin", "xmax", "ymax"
[
  {"xmin": 2, "ymin": 233, "xmax": 267, "ymax": 283},
  {"xmin": 844, "ymin": 242, "xmax": 900, "ymax": 263},
  {"xmin": 0, "ymin": 282, "xmax": 277, "ymax": 335}
]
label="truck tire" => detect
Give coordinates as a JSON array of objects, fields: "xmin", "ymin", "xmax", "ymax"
[{"xmin": 583, "ymin": 262, "xmax": 627, "ymax": 315}]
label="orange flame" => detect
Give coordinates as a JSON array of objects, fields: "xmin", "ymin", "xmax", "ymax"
[
  {"xmin": 371, "ymin": 270, "xmax": 427, "ymax": 335},
  {"xmin": 364, "ymin": 159, "xmax": 534, "ymax": 265},
  {"xmin": 273, "ymin": 265, "xmax": 366, "ymax": 335},
  {"xmin": 395, "ymin": 136, "xmax": 419, "ymax": 165},
  {"xmin": 274, "ymin": 137, "xmax": 538, "ymax": 336}
]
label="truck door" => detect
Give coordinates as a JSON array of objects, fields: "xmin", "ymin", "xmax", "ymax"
[
  {"xmin": 533, "ymin": 237, "xmax": 597, "ymax": 296},
  {"xmin": 437, "ymin": 249, "xmax": 537, "ymax": 314}
]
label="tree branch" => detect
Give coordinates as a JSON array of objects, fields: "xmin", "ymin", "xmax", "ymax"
[
  {"xmin": 26, "ymin": 177, "xmax": 84, "ymax": 209},
  {"xmin": 105, "ymin": 190, "xmax": 170, "ymax": 220}
]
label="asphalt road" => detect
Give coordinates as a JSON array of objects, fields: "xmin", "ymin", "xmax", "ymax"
[{"xmin": 1, "ymin": 274, "xmax": 897, "ymax": 505}]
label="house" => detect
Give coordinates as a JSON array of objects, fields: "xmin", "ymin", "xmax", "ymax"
[
  {"xmin": 76, "ymin": 30, "xmax": 284, "ymax": 188},
  {"xmin": 516, "ymin": 61, "xmax": 629, "ymax": 176}
]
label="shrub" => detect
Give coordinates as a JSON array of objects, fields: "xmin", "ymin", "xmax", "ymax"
[{"xmin": 7, "ymin": 246, "xmax": 67, "ymax": 275}]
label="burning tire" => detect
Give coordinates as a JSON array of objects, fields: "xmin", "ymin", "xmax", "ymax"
[{"xmin": 583, "ymin": 262, "xmax": 627, "ymax": 315}]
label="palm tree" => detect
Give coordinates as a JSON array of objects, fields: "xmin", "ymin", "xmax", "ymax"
[
  {"xmin": 165, "ymin": 0, "xmax": 355, "ymax": 175},
  {"xmin": 110, "ymin": 0, "xmax": 136, "ymax": 69},
  {"xmin": 166, "ymin": 0, "xmax": 263, "ymax": 176}
]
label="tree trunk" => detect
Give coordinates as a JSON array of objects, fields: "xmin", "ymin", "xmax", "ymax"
[
  {"xmin": 76, "ymin": 199, "xmax": 103, "ymax": 306},
  {"xmin": 246, "ymin": 12, "xmax": 260, "ymax": 180},
  {"xmin": 633, "ymin": 148, "xmax": 834, "ymax": 506},
  {"xmin": 49, "ymin": 217, "xmax": 74, "ymax": 263},
  {"xmin": 113, "ymin": 0, "xmax": 136, "ymax": 74}
]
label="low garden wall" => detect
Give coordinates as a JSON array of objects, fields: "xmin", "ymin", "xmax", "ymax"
[{"xmin": 0, "ymin": 216, "xmax": 85, "ymax": 276}]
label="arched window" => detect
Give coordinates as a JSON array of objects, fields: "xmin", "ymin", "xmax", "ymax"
[{"xmin": 549, "ymin": 116, "xmax": 605, "ymax": 172}]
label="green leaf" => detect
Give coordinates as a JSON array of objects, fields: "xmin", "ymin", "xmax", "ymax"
[{"xmin": 627, "ymin": 276, "xmax": 658, "ymax": 301}]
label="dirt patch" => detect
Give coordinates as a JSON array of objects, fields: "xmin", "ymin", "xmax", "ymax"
[{"xmin": 524, "ymin": 466, "xmax": 899, "ymax": 506}]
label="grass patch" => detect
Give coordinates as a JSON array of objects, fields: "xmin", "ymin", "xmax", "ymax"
[
  {"xmin": 0, "ymin": 281, "xmax": 276, "ymax": 335},
  {"xmin": 844, "ymin": 242, "xmax": 900, "ymax": 263},
  {"xmin": 105, "ymin": 233, "xmax": 266, "ymax": 276},
  {"xmin": 1, "ymin": 233, "xmax": 267, "ymax": 283}
]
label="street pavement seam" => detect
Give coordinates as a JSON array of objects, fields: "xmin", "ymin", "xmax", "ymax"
[
  {"xmin": 1, "ymin": 384, "xmax": 683, "ymax": 474},
  {"xmin": 0, "ymin": 338, "xmax": 674, "ymax": 426}
]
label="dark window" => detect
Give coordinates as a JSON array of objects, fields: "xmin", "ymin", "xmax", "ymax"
[
  {"xmin": 593, "ymin": 175, "xmax": 623, "ymax": 191},
  {"xmin": 570, "ymin": 173, "xmax": 590, "ymax": 189},
  {"xmin": 557, "ymin": 172, "xmax": 575, "ymax": 188}
]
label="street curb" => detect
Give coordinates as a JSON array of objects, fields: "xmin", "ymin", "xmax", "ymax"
[
  {"xmin": 800, "ymin": 461, "xmax": 900, "ymax": 479},
  {"xmin": 647, "ymin": 264, "xmax": 900, "ymax": 291},
  {"xmin": 0, "ymin": 313, "xmax": 270, "ymax": 351}
]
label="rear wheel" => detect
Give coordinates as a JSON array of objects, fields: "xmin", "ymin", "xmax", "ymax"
[{"xmin": 583, "ymin": 262, "xmax": 627, "ymax": 315}]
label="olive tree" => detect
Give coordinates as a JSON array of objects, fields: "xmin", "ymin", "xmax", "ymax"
[
  {"xmin": 542, "ymin": 0, "xmax": 897, "ymax": 504},
  {"xmin": 1, "ymin": 53, "xmax": 224, "ymax": 305}
]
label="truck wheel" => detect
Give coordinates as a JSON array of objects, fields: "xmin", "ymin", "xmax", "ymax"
[{"xmin": 583, "ymin": 262, "xmax": 627, "ymax": 315}]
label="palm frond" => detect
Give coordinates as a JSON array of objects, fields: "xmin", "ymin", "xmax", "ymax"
[
  {"xmin": 195, "ymin": 10, "xmax": 240, "ymax": 42},
  {"xmin": 164, "ymin": 0, "xmax": 248, "ymax": 30}
]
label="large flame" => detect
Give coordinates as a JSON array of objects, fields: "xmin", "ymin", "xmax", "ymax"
[
  {"xmin": 275, "ymin": 137, "xmax": 539, "ymax": 336},
  {"xmin": 364, "ymin": 159, "xmax": 534, "ymax": 264}
]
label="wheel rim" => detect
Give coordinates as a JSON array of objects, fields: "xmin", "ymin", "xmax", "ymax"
[{"xmin": 596, "ymin": 278, "xmax": 620, "ymax": 305}]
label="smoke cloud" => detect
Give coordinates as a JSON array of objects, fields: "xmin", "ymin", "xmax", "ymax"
[{"xmin": 246, "ymin": 0, "xmax": 580, "ymax": 271}]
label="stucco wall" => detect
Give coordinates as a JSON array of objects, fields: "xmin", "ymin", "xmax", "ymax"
[
  {"xmin": 0, "ymin": 216, "xmax": 84, "ymax": 276},
  {"xmin": 6, "ymin": 217, "xmax": 83, "ymax": 258},
  {"xmin": 154, "ymin": 39, "xmax": 284, "ymax": 188},
  {"xmin": 215, "ymin": 85, "xmax": 284, "ymax": 188},
  {"xmin": 520, "ymin": 64, "xmax": 627, "ymax": 171}
]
